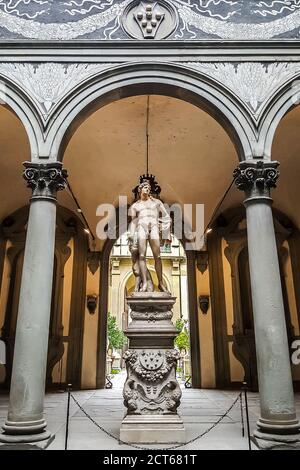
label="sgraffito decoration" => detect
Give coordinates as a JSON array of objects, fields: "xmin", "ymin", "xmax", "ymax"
[{"xmin": 0, "ymin": 1, "xmax": 300, "ymax": 40}]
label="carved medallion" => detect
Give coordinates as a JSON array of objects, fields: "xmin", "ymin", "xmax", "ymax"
[
  {"xmin": 140, "ymin": 351, "xmax": 164, "ymax": 370},
  {"xmin": 122, "ymin": 0, "xmax": 177, "ymax": 40}
]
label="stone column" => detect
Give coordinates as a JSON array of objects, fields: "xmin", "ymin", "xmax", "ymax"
[
  {"xmin": 0, "ymin": 162, "xmax": 67, "ymax": 446},
  {"xmin": 234, "ymin": 160, "xmax": 300, "ymax": 450}
]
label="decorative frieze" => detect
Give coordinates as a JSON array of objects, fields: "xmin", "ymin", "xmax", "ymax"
[
  {"xmin": 1, "ymin": 61, "xmax": 299, "ymax": 123},
  {"xmin": 0, "ymin": 0, "xmax": 132, "ymax": 40},
  {"xmin": 130, "ymin": 310, "xmax": 173, "ymax": 322},
  {"xmin": 1, "ymin": 1, "xmax": 300, "ymax": 40}
]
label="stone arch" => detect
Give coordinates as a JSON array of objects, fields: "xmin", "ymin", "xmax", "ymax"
[
  {"xmin": 259, "ymin": 75, "xmax": 300, "ymax": 160},
  {"xmin": 0, "ymin": 74, "xmax": 43, "ymax": 160},
  {"xmin": 0, "ymin": 204, "xmax": 88, "ymax": 390},
  {"xmin": 44, "ymin": 62, "xmax": 256, "ymax": 162},
  {"xmin": 209, "ymin": 205, "xmax": 300, "ymax": 390}
]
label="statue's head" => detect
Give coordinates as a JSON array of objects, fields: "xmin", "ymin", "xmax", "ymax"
[
  {"xmin": 138, "ymin": 181, "xmax": 151, "ymax": 198},
  {"xmin": 132, "ymin": 174, "xmax": 161, "ymax": 201}
]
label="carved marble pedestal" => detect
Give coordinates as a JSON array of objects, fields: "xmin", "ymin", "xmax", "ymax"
[{"xmin": 120, "ymin": 292, "xmax": 186, "ymax": 444}]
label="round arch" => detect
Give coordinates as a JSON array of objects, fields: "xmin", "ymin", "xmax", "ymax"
[
  {"xmin": 0, "ymin": 75, "xmax": 43, "ymax": 160},
  {"xmin": 208, "ymin": 204, "xmax": 300, "ymax": 390},
  {"xmin": 259, "ymin": 75, "xmax": 300, "ymax": 160},
  {"xmin": 0, "ymin": 204, "xmax": 88, "ymax": 390},
  {"xmin": 44, "ymin": 62, "xmax": 256, "ymax": 162}
]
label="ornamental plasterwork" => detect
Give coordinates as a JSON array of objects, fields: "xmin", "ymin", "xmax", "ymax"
[
  {"xmin": 0, "ymin": 0, "xmax": 132, "ymax": 40},
  {"xmin": 1, "ymin": 61, "xmax": 300, "ymax": 122},
  {"xmin": 1, "ymin": 1, "xmax": 300, "ymax": 41},
  {"xmin": 183, "ymin": 62, "xmax": 300, "ymax": 117},
  {"xmin": 0, "ymin": 63, "xmax": 115, "ymax": 119},
  {"xmin": 172, "ymin": 1, "xmax": 300, "ymax": 40}
]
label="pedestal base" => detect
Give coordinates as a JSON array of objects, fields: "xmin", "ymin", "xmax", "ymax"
[
  {"xmin": 253, "ymin": 430, "xmax": 300, "ymax": 450},
  {"xmin": 120, "ymin": 414, "xmax": 186, "ymax": 444},
  {"xmin": 121, "ymin": 293, "xmax": 185, "ymax": 445}
]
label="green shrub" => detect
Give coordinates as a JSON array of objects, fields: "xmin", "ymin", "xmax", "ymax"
[
  {"xmin": 174, "ymin": 319, "xmax": 190, "ymax": 354},
  {"xmin": 107, "ymin": 313, "xmax": 127, "ymax": 350}
]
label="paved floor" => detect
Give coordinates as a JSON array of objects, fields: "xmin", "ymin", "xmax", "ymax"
[{"xmin": 0, "ymin": 373, "xmax": 300, "ymax": 450}]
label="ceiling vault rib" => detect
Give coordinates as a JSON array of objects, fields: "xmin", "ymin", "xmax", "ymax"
[
  {"xmin": 205, "ymin": 178, "xmax": 235, "ymax": 234},
  {"xmin": 66, "ymin": 180, "xmax": 96, "ymax": 243}
]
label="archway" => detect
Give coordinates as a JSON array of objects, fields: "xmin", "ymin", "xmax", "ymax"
[
  {"xmin": 0, "ymin": 205, "xmax": 88, "ymax": 390},
  {"xmin": 269, "ymin": 104, "xmax": 300, "ymax": 389},
  {"xmin": 61, "ymin": 92, "xmax": 240, "ymax": 390},
  {"xmin": 106, "ymin": 232, "xmax": 191, "ymax": 386},
  {"xmin": 260, "ymin": 75, "xmax": 300, "ymax": 160},
  {"xmin": 210, "ymin": 206, "xmax": 300, "ymax": 391},
  {"xmin": 0, "ymin": 104, "xmax": 31, "ymax": 387},
  {"xmin": 0, "ymin": 74, "xmax": 42, "ymax": 160},
  {"xmin": 49, "ymin": 63, "xmax": 254, "ymax": 162}
]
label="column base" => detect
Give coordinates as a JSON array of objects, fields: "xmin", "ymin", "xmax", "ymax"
[
  {"xmin": 0, "ymin": 418, "xmax": 54, "ymax": 448},
  {"xmin": 0, "ymin": 432, "xmax": 54, "ymax": 449},
  {"xmin": 253, "ymin": 430, "xmax": 300, "ymax": 450},
  {"xmin": 120, "ymin": 414, "xmax": 186, "ymax": 444},
  {"xmin": 253, "ymin": 417, "xmax": 300, "ymax": 450}
]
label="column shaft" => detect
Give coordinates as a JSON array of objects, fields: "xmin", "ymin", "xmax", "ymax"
[
  {"xmin": 246, "ymin": 201, "xmax": 296, "ymax": 421},
  {"xmin": 234, "ymin": 160, "xmax": 300, "ymax": 449},
  {"xmin": 0, "ymin": 162, "xmax": 67, "ymax": 445}
]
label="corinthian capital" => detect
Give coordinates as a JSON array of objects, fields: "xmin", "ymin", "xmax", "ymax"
[
  {"xmin": 233, "ymin": 161, "xmax": 279, "ymax": 201},
  {"xmin": 23, "ymin": 162, "xmax": 68, "ymax": 201}
]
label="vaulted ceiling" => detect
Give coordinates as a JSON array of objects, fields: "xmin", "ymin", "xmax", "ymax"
[
  {"xmin": 0, "ymin": 96, "xmax": 300, "ymax": 250},
  {"xmin": 61, "ymin": 95, "xmax": 239, "ymax": 248}
]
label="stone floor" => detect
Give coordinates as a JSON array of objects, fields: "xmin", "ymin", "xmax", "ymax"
[{"xmin": 0, "ymin": 373, "xmax": 300, "ymax": 450}]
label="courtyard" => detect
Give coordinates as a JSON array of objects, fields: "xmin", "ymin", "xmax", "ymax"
[{"xmin": 2, "ymin": 373, "xmax": 299, "ymax": 451}]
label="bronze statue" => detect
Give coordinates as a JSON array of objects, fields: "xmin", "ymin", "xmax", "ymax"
[{"xmin": 128, "ymin": 181, "xmax": 171, "ymax": 293}]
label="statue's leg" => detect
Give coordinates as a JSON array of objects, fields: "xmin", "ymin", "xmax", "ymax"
[
  {"xmin": 149, "ymin": 230, "xmax": 169, "ymax": 293},
  {"xmin": 146, "ymin": 268, "xmax": 154, "ymax": 292},
  {"xmin": 133, "ymin": 261, "xmax": 141, "ymax": 292},
  {"xmin": 131, "ymin": 248, "xmax": 141, "ymax": 292},
  {"xmin": 137, "ymin": 228, "xmax": 148, "ymax": 292}
]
